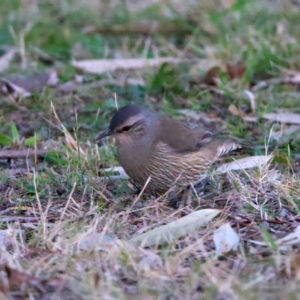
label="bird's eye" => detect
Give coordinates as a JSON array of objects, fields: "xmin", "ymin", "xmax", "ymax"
[{"xmin": 122, "ymin": 126, "xmax": 131, "ymax": 132}]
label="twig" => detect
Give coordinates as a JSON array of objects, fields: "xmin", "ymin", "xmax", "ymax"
[
  {"xmin": 0, "ymin": 149, "xmax": 46, "ymax": 159},
  {"xmin": 83, "ymin": 24, "xmax": 191, "ymax": 36},
  {"xmin": 0, "ymin": 216, "xmax": 40, "ymax": 222}
]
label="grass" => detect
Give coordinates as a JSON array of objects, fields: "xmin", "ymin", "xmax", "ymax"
[{"xmin": 0, "ymin": 0, "xmax": 300, "ymax": 298}]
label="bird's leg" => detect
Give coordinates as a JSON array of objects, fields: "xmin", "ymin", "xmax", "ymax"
[
  {"xmin": 194, "ymin": 176, "xmax": 212, "ymax": 195},
  {"xmin": 128, "ymin": 179, "xmax": 142, "ymax": 195},
  {"xmin": 165, "ymin": 186, "xmax": 191, "ymax": 209}
]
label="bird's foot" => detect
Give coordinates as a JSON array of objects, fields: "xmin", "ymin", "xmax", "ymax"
[
  {"xmin": 193, "ymin": 176, "xmax": 213, "ymax": 195},
  {"xmin": 165, "ymin": 177, "xmax": 213, "ymax": 209},
  {"xmin": 165, "ymin": 186, "xmax": 191, "ymax": 209}
]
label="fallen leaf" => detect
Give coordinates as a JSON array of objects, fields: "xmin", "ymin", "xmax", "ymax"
[
  {"xmin": 213, "ymin": 223, "xmax": 239, "ymax": 256},
  {"xmin": 220, "ymin": 0, "xmax": 236, "ymax": 9},
  {"xmin": 0, "ymin": 77, "xmax": 31, "ymax": 97},
  {"xmin": 76, "ymin": 232, "xmax": 118, "ymax": 252},
  {"xmin": 263, "ymin": 112, "xmax": 300, "ymax": 125},
  {"xmin": 249, "ymin": 225, "xmax": 300, "ymax": 251},
  {"xmin": 209, "ymin": 113, "xmax": 218, "ymax": 119},
  {"xmin": 228, "ymin": 104, "xmax": 245, "ymax": 118},
  {"xmin": 138, "ymin": 248, "xmax": 163, "ymax": 270},
  {"xmin": 284, "ymin": 70, "xmax": 300, "ymax": 83},
  {"xmin": 243, "ymin": 112, "xmax": 300, "ymax": 124},
  {"xmin": 243, "ymin": 116, "xmax": 257, "ymax": 123},
  {"xmin": 72, "ymin": 58, "xmax": 181, "ymax": 74},
  {"xmin": 252, "ymin": 71, "xmax": 300, "ymax": 92},
  {"xmin": 240, "ymin": 90, "xmax": 256, "ymax": 113},
  {"xmin": 226, "ymin": 62, "xmax": 246, "ymax": 80},
  {"xmin": 271, "ymin": 125, "xmax": 300, "ymax": 141},
  {"xmin": 99, "ymin": 166, "xmax": 129, "ymax": 180},
  {"xmin": 229, "ymin": 91, "xmax": 256, "ymax": 118},
  {"xmin": 0, "ymin": 71, "xmax": 58, "ymax": 98},
  {"xmin": 130, "ymin": 209, "xmax": 221, "ymax": 247},
  {"xmin": 177, "ymin": 109, "xmax": 213, "ymax": 123},
  {"xmin": 0, "ymin": 48, "xmax": 17, "ymax": 73},
  {"xmin": 201, "ymin": 66, "xmax": 220, "ymax": 86},
  {"xmin": 216, "ymin": 155, "xmax": 273, "ymax": 174},
  {"xmin": 286, "ymin": 253, "xmax": 300, "ymax": 280},
  {"xmin": 276, "ymin": 225, "xmax": 300, "ymax": 250},
  {"xmin": 189, "ymin": 59, "xmax": 223, "ymax": 78}
]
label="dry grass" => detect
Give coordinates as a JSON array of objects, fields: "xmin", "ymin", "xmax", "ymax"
[{"xmin": 1, "ymin": 136, "xmax": 299, "ymax": 299}]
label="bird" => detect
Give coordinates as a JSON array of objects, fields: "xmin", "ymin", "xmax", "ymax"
[{"xmin": 96, "ymin": 104, "xmax": 241, "ymax": 196}]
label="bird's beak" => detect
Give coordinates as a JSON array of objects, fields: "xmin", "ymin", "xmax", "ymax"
[{"xmin": 95, "ymin": 127, "xmax": 112, "ymax": 142}]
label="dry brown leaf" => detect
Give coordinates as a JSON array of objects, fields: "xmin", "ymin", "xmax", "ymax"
[
  {"xmin": 201, "ymin": 66, "xmax": 220, "ymax": 86},
  {"xmin": 287, "ymin": 253, "xmax": 300, "ymax": 280},
  {"xmin": 228, "ymin": 91, "xmax": 256, "ymax": 119},
  {"xmin": 189, "ymin": 59, "xmax": 223, "ymax": 78},
  {"xmin": 220, "ymin": 0, "xmax": 236, "ymax": 9},
  {"xmin": 228, "ymin": 104, "xmax": 245, "ymax": 118},
  {"xmin": 72, "ymin": 58, "xmax": 181, "ymax": 74},
  {"xmin": 226, "ymin": 62, "xmax": 246, "ymax": 80}
]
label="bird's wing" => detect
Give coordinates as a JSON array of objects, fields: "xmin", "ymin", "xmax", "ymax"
[
  {"xmin": 158, "ymin": 117, "xmax": 242, "ymax": 157},
  {"xmin": 158, "ymin": 117, "xmax": 220, "ymax": 153}
]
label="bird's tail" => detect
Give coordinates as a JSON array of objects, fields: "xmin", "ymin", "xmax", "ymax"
[
  {"xmin": 216, "ymin": 140, "xmax": 242, "ymax": 157},
  {"xmin": 199, "ymin": 138, "xmax": 242, "ymax": 161}
]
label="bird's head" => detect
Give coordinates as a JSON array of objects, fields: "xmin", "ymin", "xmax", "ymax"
[{"xmin": 96, "ymin": 104, "xmax": 157, "ymax": 145}]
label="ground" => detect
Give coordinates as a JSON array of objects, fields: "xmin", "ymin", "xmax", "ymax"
[{"xmin": 0, "ymin": 0, "xmax": 300, "ymax": 299}]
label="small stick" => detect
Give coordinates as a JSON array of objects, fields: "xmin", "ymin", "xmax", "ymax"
[{"xmin": 0, "ymin": 149, "xmax": 46, "ymax": 159}]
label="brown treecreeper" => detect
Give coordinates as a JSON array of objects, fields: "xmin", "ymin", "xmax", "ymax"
[{"xmin": 96, "ymin": 104, "xmax": 241, "ymax": 196}]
